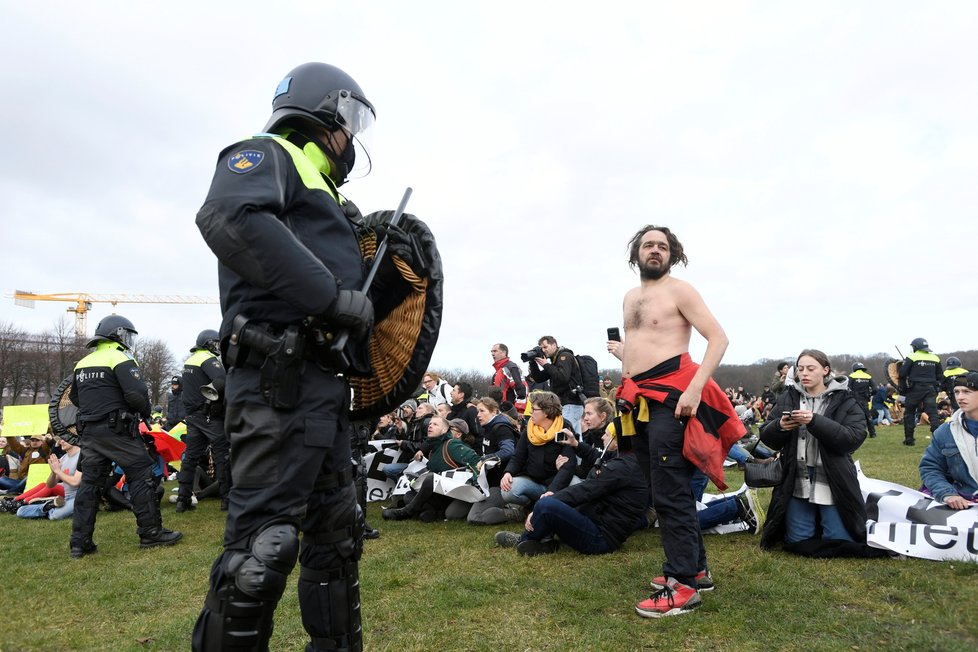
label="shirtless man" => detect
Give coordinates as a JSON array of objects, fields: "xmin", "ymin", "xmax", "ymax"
[{"xmin": 608, "ymin": 225, "xmax": 740, "ymax": 619}]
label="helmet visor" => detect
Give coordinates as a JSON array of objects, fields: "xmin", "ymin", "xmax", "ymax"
[
  {"xmin": 117, "ymin": 328, "xmax": 136, "ymax": 350},
  {"xmin": 334, "ymin": 92, "xmax": 375, "ymax": 179}
]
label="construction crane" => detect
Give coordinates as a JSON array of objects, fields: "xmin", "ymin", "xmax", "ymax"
[{"xmin": 12, "ymin": 291, "xmax": 218, "ymax": 338}]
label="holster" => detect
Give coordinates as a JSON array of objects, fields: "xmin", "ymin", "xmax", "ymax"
[{"xmin": 227, "ymin": 315, "xmax": 305, "ymax": 410}]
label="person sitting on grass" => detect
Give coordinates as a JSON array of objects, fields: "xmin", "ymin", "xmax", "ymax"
[
  {"xmin": 467, "ymin": 397, "xmax": 521, "ymax": 525},
  {"xmin": 498, "ymin": 391, "xmax": 577, "ymax": 521},
  {"xmin": 919, "ymin": 371, "xmax": 978, "ymax": 509},
  {"xmin": 494, "ymin": 429, "xmax": 647, "ymax": 556},
  {"xmin": 381, "ymin": 417, "xmax": 481, "ymax": 522},
  {"xmin": 14, "ymin": 438, "xmax": 82, "ymax": 520},
  {"xmin": 758, "ymin": 349, "xmax": 881, "ymax": 557},
  {"xmin": 0, "ymin": 435, "xmax": 52, "ymax": 494}
]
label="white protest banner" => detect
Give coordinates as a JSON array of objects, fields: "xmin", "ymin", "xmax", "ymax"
[
  {"xmin": 363, "ymin": 440, "xmax": 414, "ymax": 502},
  {"xmin": 859, "ymin": 464, "xmax": 978, "ymax": 562},
  {"xmin": 390, "ymin": 460, "xmax": 429, "ymax": 497},
  {"xmin": 431, "ymin": 464, "xmax": 491, "ymax": 503}
]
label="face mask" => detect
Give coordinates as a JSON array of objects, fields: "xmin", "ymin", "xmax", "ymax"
[{"xmin": 332, "ymin": 136, "xmax": 356, "ymax": 186}]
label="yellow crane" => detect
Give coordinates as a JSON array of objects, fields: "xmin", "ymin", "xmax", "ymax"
[{"xmin": 12, "ymin": 291, "xmax": 218, "ymax": 338}]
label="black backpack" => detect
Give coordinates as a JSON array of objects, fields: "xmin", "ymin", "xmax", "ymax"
[{"xmin": 574, "ymin": 354, "xmax": 601, "ymax": 398}]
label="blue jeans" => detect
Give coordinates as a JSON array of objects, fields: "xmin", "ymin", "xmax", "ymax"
[
  {"xmin": 522, "ymin": 496, "xmax": 616, "ymax": 554},
  {"xmin": 501, "ymin": 475, "xmax": 547, "ymax": 506},
  {"xmin": 0, "ymin": 476, "xmax": 26, "ymax": 493},
  {"xmin": 383, "ymin": 462, "xmax": 408, "ymax": 481},
  {"xmin": 784, "ymin": 496, "xmax": 854, "ymax": 543},
  {"xmin": 562, "ymin": 404, "xmax": 584, "ymax": 433},
  {"xmin": 698, "ymin": 496, "xmax": 738, "ymax": 530},
  {"xmin": 16, "ymin": 496, "xmax": 74, "ymax": 520}
]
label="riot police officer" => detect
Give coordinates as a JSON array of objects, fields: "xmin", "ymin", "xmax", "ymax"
[
  {"xmin": 176, "ymin": 329, "xmax": 230, "ymax": 512},
  {"xmin": 69, "ymin": 315, "xmax": 183, "ymax": 558},
  {"xmin": 848, "ymin": 362, "xmax": 876, "ymax": 438},
  {"xmin": 192, "ymin": 63, "xmax": 376, "ymax": 651},
  {"xmin": 942, "ymin": 356, "xmax": 970, "ymax": 411},
  {"xmin": 898, "ymin": 337, "xmax": 943, "ymax": 445}
]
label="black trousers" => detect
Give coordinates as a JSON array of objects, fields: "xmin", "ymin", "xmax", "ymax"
[
  {"xmin": 903, "ymin": 387, "xmax": 939, "ymax": 441},
  {"xmin": 855, "ymin": 397, "xmax": 876, "ymax": 437},
  {"xmin": 177, "ymin": 413, "xmax": 230, "ymax": 502},
  {"xmin": 195, "ymin": 364, "xmax": 361, "ymax": 649},
  {"xmin": 645, "ymin": 401, "xmax": 706, "ymax": 588},
  {"xmin": 71, "ymin": 424, "xmax": 162, "ymax": 547}
]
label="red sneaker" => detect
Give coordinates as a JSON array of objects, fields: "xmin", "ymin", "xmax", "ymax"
[
  {"xmin": 650, "ymin": 569, "xmax": 714, "ymax": 592},
  {"xmin": 636, "ymin": 578, "xmax": 702, "ymax": 618}
]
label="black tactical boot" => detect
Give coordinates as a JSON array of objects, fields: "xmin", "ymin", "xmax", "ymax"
[{"xmin": 140, "ymin": 527, "xmax": 184, "ymax": 548}]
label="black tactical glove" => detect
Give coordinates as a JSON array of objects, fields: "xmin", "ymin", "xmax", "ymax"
[
  {"xmin": 325, "ymin": 290, "xmax": 374, "ymax": 340},
  {"xmin": 365, "ymin": 212, "xmax": 427, "ymax": 277}
]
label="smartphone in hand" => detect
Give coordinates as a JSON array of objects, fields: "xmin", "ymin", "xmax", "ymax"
[{"xmin": 607, "ymin": 327, "xmax": 621, "ymax": 342}]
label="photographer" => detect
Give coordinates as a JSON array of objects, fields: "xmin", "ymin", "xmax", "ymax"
[
  {"xmin": 499, "ymin": 391, "xmax": 577, "ymax": 519},
  {"xmin": 527, "ymin": 336, "xmax": 584, "ymax": 431}
]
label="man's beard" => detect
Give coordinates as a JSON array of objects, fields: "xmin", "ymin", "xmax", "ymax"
[{"xmin": 639, "ymin": 259, "xmax": 669, "ymax": 280}]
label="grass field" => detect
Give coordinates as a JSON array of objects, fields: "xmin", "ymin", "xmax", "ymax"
[{"xmin": 1, "ymin": 424, "xmax": 976, "ymax": 651}]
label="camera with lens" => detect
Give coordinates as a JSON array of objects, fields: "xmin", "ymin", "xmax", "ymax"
[{"xmin": 520, "ymin": 346, "xmax": 545, "ymax": 362}]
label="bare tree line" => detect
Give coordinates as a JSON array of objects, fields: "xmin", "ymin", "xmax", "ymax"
[{"xmin": 0, "ymin": 319, "xmax": 179, "ymax": 410}]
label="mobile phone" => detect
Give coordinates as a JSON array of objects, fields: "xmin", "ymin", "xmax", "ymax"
[
  {"xmin": 607, "ymin": 327, "xmax": 621, "ymax": 342},
  {"xmin": 556, "ymin": 428, "xmax": 570, "ymax": 443},
  {"xmin": 782, "ymin": 411, "xmax": 793, "ymax": 418}
]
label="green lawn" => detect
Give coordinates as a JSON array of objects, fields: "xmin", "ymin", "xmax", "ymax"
[{"xmin": 1, "ymin": 424, "xmax": 976, "ymax": 651}]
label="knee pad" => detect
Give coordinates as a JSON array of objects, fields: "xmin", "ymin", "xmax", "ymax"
[{"xmin": 230, "ymin": 522, "xmax": 300, "ymax": 601}]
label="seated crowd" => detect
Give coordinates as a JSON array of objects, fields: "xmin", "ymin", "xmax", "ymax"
[
  {"xmin": 365, "ymin": 346, "xmax": 978, "ymax": 566},
  {"xmin": 3, "ymin": 347, "xmax": 975, "ymax": 578}
]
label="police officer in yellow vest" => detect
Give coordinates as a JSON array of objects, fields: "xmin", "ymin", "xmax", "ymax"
[
  {"xmin": 898, "ymin": 337, "xmax": 943, "ymax": 446},
  {"xmin": 68, "ymin": 315, "xmax": 183, "ymax": 558},
  {"xmin": 942, "ymin": 356, "xmax": 970, "ymax": 411},
  {"xmin": 848, "ymin": 362, "xmax": 876, "ymax": 438},
  {"xmin": 176, "ymin": 329, "xmax": 230, "ymax": 513},
  {"xmin": 192, "ymin": 63, "xmax": 376, "ymax": 651}
]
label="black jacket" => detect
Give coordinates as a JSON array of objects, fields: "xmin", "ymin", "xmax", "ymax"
[
  {"xmin": 529, "ymin": 347, "xmax": 583, "ymax": 406},
  {"xmin": 165, "ymin": 388, "xmax": 186, "ymax": 425},
  {"xmin": 550, "ymin": 454, "xmax": 647, "ymax": 548},
  {"xmin": 70, "ymin": 341, "xmax": 151, "ymax": 421},
  {"xmin": 759, "ymin": 384, "xmax": 868, "ymax": 549},
  {"xmin": 505, "ymin": 432, "xmax": 576, "ymax": 492},
  {"xmin": 196, "ymin": 135, "xmax": 367, "ymax": 357}
]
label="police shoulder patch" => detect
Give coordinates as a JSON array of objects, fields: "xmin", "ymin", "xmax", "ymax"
[
  {"xmin": 228, "ymin": 150, "xmax": 264, "ymax": 174},
  {"xmin": 559, "ymin": 355, "xmax": 567, "ymax": 361},
  {"xmin": 130, "ymin": 367, "xmax": 141, "ymax": 380}
]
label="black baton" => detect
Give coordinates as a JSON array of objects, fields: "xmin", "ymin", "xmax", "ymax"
[{"xmin": 328, "ymin": 187, "xmax": 413, "ymax": 366}]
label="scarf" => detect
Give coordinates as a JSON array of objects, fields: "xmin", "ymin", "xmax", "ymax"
[
  {"xmin": 950, "ymin": 411, "xmax": 978, "ymax": 488},
  {"xmin": 528, "ymin": 415, "xmax": 564, "ymax": 446}
]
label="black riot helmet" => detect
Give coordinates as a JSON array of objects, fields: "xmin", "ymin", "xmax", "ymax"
[
  {"xmin": 194, "ymin": 329, "xmax": 220, "ymax": 355},
  {"xmin": 946, "ymin": 356, "xmax": 961, "ymax": 369},
  {"xmin": 87, "ymin": 315, "xmax": 137, "ymax": 350},
  {"xmin": 264, "ymin": 62, "xmax": 376, "ymax": 185},
  {"xmin": 911, "ymin": 337, "xmax": 930, "ymax": 352},
  {"xmin": 852, "ymin": 362, "xmax": 867, "ymax": 372}
]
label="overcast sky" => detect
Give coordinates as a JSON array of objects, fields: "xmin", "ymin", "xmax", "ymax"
[{"xmin": 1, "ymin": 1, "xmax": 975, "ymax": 378}]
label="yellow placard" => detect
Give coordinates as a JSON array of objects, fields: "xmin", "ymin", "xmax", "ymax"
[{"xmin": 1, "ymin": 405, "xmax": 50, "ymax": 438}]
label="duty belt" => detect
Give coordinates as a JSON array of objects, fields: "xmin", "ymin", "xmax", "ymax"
[{"xmin": 226, "ymin": 315, "xmax": 342, "ymax": 410}]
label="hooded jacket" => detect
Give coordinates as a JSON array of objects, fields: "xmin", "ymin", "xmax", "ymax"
[{"xmin": 759, "ymin": 375, "xmax": 868, "ymax": 548}]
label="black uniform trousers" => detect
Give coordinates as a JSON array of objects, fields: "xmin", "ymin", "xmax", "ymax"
[
  {"xmin": 194, "ymin": 363, "xmax": 361, "ymax": 650},
  {"xmin": 644, "ymin": 400, "xmax": 706, "ymax": 588},
  {"xmin": 177, "ymin": 413, "xmax": 230, "ymax": 502},
  {"xmin": 71, "ymin": 423, "xmax": 162, "ymax": 547},
  {"xmin": 854, "ymin": 396, "xmax": 876, "ymax": 437},
  {"xmin": 903, "ymin": 386, "xmax": 939, "ymax": 443}
]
